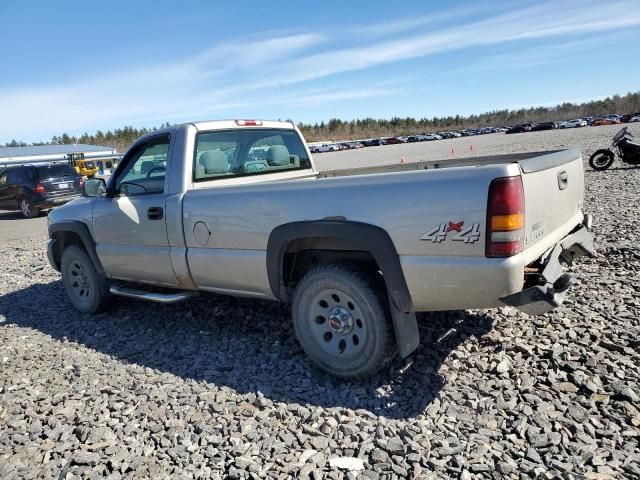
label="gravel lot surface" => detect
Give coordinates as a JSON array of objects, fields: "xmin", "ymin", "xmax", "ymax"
[
  {"xmin": 1, "ymin": 125, "xmax": 639, "ymax": 479},
  {"xmin": 0, "ymin": 211, "xmax": 48, "ymax": 243}
]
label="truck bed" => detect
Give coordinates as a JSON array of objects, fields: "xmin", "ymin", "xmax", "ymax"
[{"xmin": 318, "ymin": 149, "xmax": 574, "ymax": 178}]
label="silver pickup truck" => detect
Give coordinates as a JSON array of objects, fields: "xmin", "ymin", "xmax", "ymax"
[{"xmin": 47, "ymin": 120, "xmax": 594, "ymax": 378}]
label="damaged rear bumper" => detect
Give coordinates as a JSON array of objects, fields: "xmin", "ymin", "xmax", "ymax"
[{"xmin": 500, "ymin": 219, "xmax": 595, "ymax": 315}]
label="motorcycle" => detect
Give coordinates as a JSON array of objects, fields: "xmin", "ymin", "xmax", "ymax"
[{"xmin": 589, "ymin": 126, "xmax": 640, "ymax": 170}]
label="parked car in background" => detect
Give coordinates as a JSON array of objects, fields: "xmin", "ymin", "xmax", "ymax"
[
  {"xmin": 0, "ymin": 163, "xmax": 82, "ymax": 218},
  {"xmin": 629, "ymin": 116, "xmax": 640, "ymax": 123},
  {"xmin": 422, "ymin": 134, "xmax": 442, "ymax": 141},
  {"xmin": 593, "ymin": 118, "xmax": 620, "ymax": 126},
  {"xmin": 530, "ymin": 122, "xmax": 556, "ymax": 131},
  {"xmin": 382, "ymin": 137, "xmax": 406, "ymax": 145},
  {"xmin": 505, "ymin": 124, "xmax": 532, "ymax": 134},
  {"xmin": 362, "ymin": 138, "xmax": 384, "ymax": 147},
  {"xmin": 317, "ymin": 144, "xmax": 341, "ymax": 152},
  {"xmin": 559, "ymin": 119, "xmax": 587, "ymax": 128},
  {"xmin": 621, "ymin": 113, "xmax": 640, "ymax": 123},
  {"xmin": 341, "ymin": 142, "xmax": 364, "ymax": 149}
]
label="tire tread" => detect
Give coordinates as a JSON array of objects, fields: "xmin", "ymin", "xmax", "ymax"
[{"xmin": 292, "ymin": 263, "xmax": 395, "ymax": 379}]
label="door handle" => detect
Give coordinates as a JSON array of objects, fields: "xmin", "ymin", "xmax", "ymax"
[
  {"xmin": 147, "ymin": 207, "xmax": 163, "ymax": 220},
  {"xmin": 557, "ymin": 170, "xmax": 568, "ymax": 190}
]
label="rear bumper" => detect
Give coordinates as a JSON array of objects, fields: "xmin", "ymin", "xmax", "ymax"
[{"xmin": 500, "ymin": 220, "xmax": 595, "ymax": 315}]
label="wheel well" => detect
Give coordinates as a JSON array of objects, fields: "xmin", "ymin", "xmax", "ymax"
[
  {"xmin": 281, "ymin": 237, "xmax": 383, "ymax": 299},
  {"xmin": 51, "ymin": 231, "xmax": 85, "ymax": 268}
]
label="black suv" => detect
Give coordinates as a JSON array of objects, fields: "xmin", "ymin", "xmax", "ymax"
[{"xmin": 0, "ymin": 163, "xmax": 82, "ymax": 218}]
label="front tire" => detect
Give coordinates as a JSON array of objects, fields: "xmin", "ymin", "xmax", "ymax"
[
  {"xmin": 61, "ymin": 245, "xmax": 111, "ymax": 313},
  {"xmin": 292, "ymin": 264, "xmax": 394, "ymax": 379},
  {"xmin": 18, "ymin": 196, "xmax": 40, "ymax": 218},
  {"xmin": 589, "ymin": 149, "xmax": 615, "ymax": 171}
]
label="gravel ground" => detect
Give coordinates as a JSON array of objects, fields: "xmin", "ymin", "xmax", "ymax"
[{"xmin": 1, "ymin": 126, "xmax": 639, "ymax": 479}]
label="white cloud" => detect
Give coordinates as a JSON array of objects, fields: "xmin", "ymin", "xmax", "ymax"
[
  {"xmin": 1, "ymin": 0, "xmax": 639, "ymax": 142},
  {"xmin": 278, "ymin": 87, "xmax": 395, "ymax": 107},
  {"xmin": 264, "ymin": 0, "xmax": 640, "ymax": 85}
]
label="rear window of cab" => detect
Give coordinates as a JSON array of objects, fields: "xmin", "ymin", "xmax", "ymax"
[{"xmin": 193, "ymin": 129, "xmax": 311, "ymax": 182}]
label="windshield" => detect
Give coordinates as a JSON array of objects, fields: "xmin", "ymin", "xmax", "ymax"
[
  {"xmin": 194, "ymin": 128, "xmax": 311, "ymax": 182},
  {"xmin": 613, "ymin": 127, "xmax": 628, "ymax": 144},
  {"xmin": 36, "ymin": 164, "xmax": 78, "ymax": 179}
]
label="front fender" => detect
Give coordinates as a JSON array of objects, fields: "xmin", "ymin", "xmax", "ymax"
[{"xmin": 48, "ymin": 220, "xmax": 105, "ymax": 276}]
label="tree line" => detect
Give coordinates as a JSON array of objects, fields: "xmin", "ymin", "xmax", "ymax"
[
  {"xmin": 4, "ymin": 92, "xmax": 640, "ymax": 150},
  {"xmin": 298, "ymin": 91, "xmax": 640, "ymax": 141}
]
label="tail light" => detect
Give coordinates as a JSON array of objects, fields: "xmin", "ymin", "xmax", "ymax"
[
  {"xmin": 34, "ymin": 182, "xmax": 46, "ymax": 194},
  {"xmin": 79, "ymin": 179, "xmax": 84, "ymax": 190},
  {"xmin": 486, "ymin": 176, "xmax": 524, "ymax": 257}
]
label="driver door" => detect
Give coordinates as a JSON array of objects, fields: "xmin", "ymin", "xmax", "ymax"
[{"xmin": 92, "ymin": 134, "xmax": 178, "ymax": 286}]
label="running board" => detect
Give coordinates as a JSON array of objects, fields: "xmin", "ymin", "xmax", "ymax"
[{"xmin": 109, "ymin": 284, "xmax": 196, "ymax": 304}]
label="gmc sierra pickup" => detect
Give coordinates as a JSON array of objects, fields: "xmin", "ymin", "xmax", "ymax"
[{"xmin": 47, "ymin": 120, "xmax": 594, "ymax": 378}]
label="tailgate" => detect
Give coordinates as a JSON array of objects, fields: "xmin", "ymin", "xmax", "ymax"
[{"xmin": 518, "ymin": 149, "xmax": 585, "ymax": 258}]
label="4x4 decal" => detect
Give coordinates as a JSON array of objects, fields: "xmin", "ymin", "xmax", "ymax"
[{"xmin": 420, "ymin": 221, "xmax": 481, "ymax": 244}]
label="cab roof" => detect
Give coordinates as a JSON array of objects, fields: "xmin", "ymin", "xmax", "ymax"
[{"xmin": 191, "ymin": 119, "xmax": 296, "ymax": 131}]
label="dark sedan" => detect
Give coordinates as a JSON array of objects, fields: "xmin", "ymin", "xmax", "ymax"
[
  {"xmin": 505, "ymin": 124, "xmax": 532, "ymax": 134},
  {"xmin": 530, "ymin": 122, "xmax": 556, "ymax": 131}
]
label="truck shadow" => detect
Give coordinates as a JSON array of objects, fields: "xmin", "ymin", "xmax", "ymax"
[
  {"xmin": 585, "ymin": 165, "xmax": 639, "ymax": 172},
  {"xmin": 0, "ymin": 211, "xmax": 25, "ymax": 220},
  {"xmin": 0, "ymin": 280, "xmax": 495, "ymax": 419},
  {"xmin": 0, "ymin": 210, "xmax": 47, "ymax": 220}
]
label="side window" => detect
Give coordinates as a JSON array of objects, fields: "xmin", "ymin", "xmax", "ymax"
[
  {"xmin": 10, "ymin": 168, "xmax": 33, "ymax": 184},
  {"xmin": 0, "ymin": 171, "xmax": 7, "ymax": 185},
  {"xmin": 194, "ymin": 129, "xmax": 311, "ymax": 181},
  {"xmin": 115, "ymin": 136, "xmax": 170, "ymax": 196},
  {"xmin": 6, "ymin": 169, "xmax": 21, "ymax": 184}
]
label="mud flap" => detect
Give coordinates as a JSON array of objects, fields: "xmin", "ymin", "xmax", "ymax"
[{"xmin": 388, "ymin": 296, "xmax": 420, "ymax": 358}]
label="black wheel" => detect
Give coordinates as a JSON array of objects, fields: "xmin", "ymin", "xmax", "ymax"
[
  {"xmin": 292, "ymin": 264, "xmax": 394, "ymax": 379},
  {"xmin": 18, "ymin": 196, "xmax": 40, "ymax": 218},
  {"xmin": 61, "ymin": 245, "xmax": 111, "ymax": 314},
  {"xmin": 589, "ymin": 149, "xmax": 614, "ymax": 171}
]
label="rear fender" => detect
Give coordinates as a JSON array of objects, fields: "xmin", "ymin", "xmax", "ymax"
[{"xmin": 267, "ymin": 220, "xmax": 420, "ymax": 357}]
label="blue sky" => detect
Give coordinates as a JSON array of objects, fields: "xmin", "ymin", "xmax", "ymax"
[{"xmin": 1, "ymin": 0, "xmax": 640, "ymax": 143}]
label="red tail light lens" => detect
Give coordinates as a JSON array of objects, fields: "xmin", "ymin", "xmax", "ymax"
[
  {"xmin": 34, "ymin": 182, "xmax": 46, "ymax": 193},
  {"xmin": 486, "ymin": 176, "xmax": 524, "ymax": 257},
  {"xmin": 79, "ymin": 179, "xmax": 84, "ymax": 190}
]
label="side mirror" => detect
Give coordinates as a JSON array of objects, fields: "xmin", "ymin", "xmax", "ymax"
[{"xmin": 83, "ymin": 177, "xmax": 107, "ymax": 197}]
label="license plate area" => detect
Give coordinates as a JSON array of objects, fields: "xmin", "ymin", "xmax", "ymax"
[{"xmin": 57, "ymin": 183, "xmax": 71, "ymax": 189}]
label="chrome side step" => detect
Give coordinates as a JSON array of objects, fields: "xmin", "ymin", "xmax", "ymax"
[{"xmin": 109, "ymin": 284, "xmax": 196, "ymax": 304}]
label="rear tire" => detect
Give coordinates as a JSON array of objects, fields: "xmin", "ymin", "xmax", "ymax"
[
  {"xmin": 589, "ymin": 149, "xmax": 615, "ymax": 171},
  {"xmin": 61, "ymin": 245, "xmax": 111, "ymax": 314},
  {"xmin": 292, "ymin": 264, "xmax": 394, "ymax": 379},
  {"xmin": 18, "ymin": 196, "xmax": 40, "ymax": 218}
]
